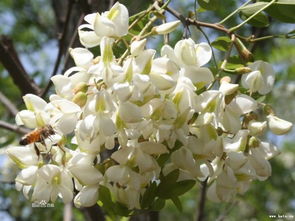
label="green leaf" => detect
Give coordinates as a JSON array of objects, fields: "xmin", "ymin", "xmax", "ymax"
[
  {"xmin": 160, "ymin": 169, "xmax": 179, "ymax": 184},
  {"xmin": 151, "ymin": 198, "xmax": 166, "ymax": 211},
  {"xmin": 266, "ymin": 3, "xmax": 295, "ymax": 23},
  {"xmin": 98, "ymin": 185, "xmax": 115, "ymax": 215},
  {"xmin": 141, "ymin": 182, "xmax": 158, "ymax": 209},
  {"xmin": 225, "ymin": 56, "xmax": 245, "ymax": 70},
  {"xmin": 157, "ymin": 153, "xmax": 170, "ymax": 168},
  {"xmin": 240, "ymin": 2, "xmax": 269, "ymax": 27},
  {"xmin": 171, "ymin": 197, "xmax": 182, "ymax": 212},
  {"xmin": 211, "ymin": 36, "xmax": 232, "ymax": 51},
  {"xmin": 113, "ymin": 202, "xmax": 130, "ymax": 217},
  {"xmin": 197, "ymin": 0, "xmax": 219, "ymax": 11},
  {"xmin": 170, "ymin": 180, "xmax": 196, "ymax": 197},
  {"xmin": 158, "ymin": 179, "xmax": 196, "ymax": 199},
  {"xmin": 253, "ymin": 0, "xmax": 295, "ymax": 23}
]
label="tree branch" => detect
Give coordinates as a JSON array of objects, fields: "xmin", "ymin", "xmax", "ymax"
[
  {"xmin": 0, "ymin": 91, "xmax": 19, "ymax": 116},
  {"xmin": 197, "ymin": 179, "xmax": 208, "ymax": 221},
  {"xmin": 41, "ymin": 0, "xmax": 75, "ymax": 98},
  {"xmin": 0, "ymin": 35, "xmax": 41, "ymax": 95},
  {"xmin": 0, "ymin": 120, "xmax": 30, "ymax": 135}
]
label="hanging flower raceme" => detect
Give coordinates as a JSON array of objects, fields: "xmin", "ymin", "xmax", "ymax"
[{"xmin": 6, "ymin": 2, "xmax": 293, "ymax": 214}]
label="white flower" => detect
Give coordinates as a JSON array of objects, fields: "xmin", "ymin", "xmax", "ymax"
[
  {"xmin": 165, "ymin": 38, "xmax": 212, "ymax": 67},
  {"xmin": 78, "ymin": 13, "xmax": 101, "ymax": 48},
  {"xmin": 93, "ymin": 2, "xmax": 129, "ymax": 38},
  {"xmin": 78, "ymin": 2, "xmax": 128, "ymax": 44},
  {"xmin": 68, "ymin": 152, "xmax": 103, "ymax": 185},
  {"xmin": 242, "ymin": 61, "xmax": 275, "ymax": 94},
  {"xmin": 267, "ymin": 115, "xmax": 293, "ymax": 135},
  {"xmin": 32, "ymin": 165, "xmax": 73, "ymax": 203}
]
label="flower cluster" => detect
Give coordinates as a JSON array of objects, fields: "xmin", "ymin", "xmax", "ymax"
[{"xmin": 7, "ymin": 2, "xmax": 293, "ymax": 210}]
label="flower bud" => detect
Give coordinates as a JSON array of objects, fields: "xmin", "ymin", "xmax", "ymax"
[
  {"xmin": 235, "ymin": 67, "xmax": 252, "ymax": 74},
  {"xmin": 72, "ymin": 92, "xmax": 87, "ymax": 107},
  {"xmin": 153, "ymin": 20, "xmax": 181, "ymax": 35},
  {"xmin": 267, "ymin": 115, "xmax": 293, "ymax": 135},
  {"xmin": 234, "ymin": 38, "xmax": 253, "ymax": 61},
  {"xmin": 130, "ymin": 39, "xmax": 146, "ymax": 56},
  {"xmin": 220, "ymin": 76, "xmax": 231, "ymax": 83}
]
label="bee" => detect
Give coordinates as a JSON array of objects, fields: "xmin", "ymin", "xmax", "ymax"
[{"xmin": 19, "ymin": 125, "xmax": 55, "ymax": 146}]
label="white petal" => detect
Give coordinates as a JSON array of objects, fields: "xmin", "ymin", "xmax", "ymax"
[
  {"xmin": 195, "ymin": 42, "xmax": 212, "ymax": 66},
  {"xmin": 110, "ymin": 2, "xmax": 129, "ymax": 36},
  {"xmin": 119, "ymin": 102, "xmax": 142, "ymax": 123},
  {"xmin": 139, "ymin": 142, "xmax": 168, "ymax": 155},
  {"xmin": 78, "ymin": 24, "xmax": 101, "ymax": 48},
  {"xmin": 58, "ymin": 185, "xmax": 73, "ymax": 204},
  {"xmin": 38, "ymin": 164, "xmax": 60, "ymax": 181},
  {"xmin": 15, "ymin": 110, "xmax": 37, "ymax": 128},
  {"xmin": 15, "ymin": 166, "xmax": 38, "ymax": 185},
  {"xmin": 227, "ymin": 94, "xmax": 257, "ymax": 115},
  {"xmin": 74, "ymin": 185, "xmax": 99, "ymax": 208},
  {"xmin": 150, "ymin": 72, "xmax": 176, "ymax": 90},
  {"xmin": 131, "ymin": 39, "xmax": 147, "ymax": 56},
  {"xmin": 7, "ymin": 146, "xmax": 38, "ymax": 168},
  {"xmin": 219, "ymin": 82, "xmax": 239, "ymax": 95},
  {"xmin": 23, "ymin": 94, "xmax": 47, "ymax": 111},
  {"xmin": 69, "ymin": 47, "xmax": 94, "ymax": 67},
  {"xmin": 70, "ymin": 164, "xmax": 102, "ymax": 185},
  {"xmin": 57, "ymin": 114, "xmax": 78, "ymax": 134},
  {"xmin": 51, "ymin": 99, "xmax": 81, "ymax": 114},
  {"xmin": 183, "ymin": 67, "xmax": 214, "ymax": 86},
  {"xmin": 223, "ymin": 130, "xmax": 249, "ymax": 152}
]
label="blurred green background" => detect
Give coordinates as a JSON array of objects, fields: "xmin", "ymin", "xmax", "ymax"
[{"xmin": 0, "ymin": 0, "xmax": 294, "ymax": 220}]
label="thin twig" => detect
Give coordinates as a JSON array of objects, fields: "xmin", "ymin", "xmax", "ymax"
[
  {"xmin": 108, "ymin": 0, "xmax": 115, "ymax": 10},
  {"xmin": 63, "ymin": 203, "xmax": 73, "ymax": 221},
  {"xmin": 197, "ymin": 179, "xmax": 208, "ymax": 221},
  {"xmin": 0, "ymin": 36, "xmax": 40, "ymax": 95},
  {"xmin": 229, "ymin": 0, "xmax": 276, "ymax": 32},
  {"xmin": 0, "ymin": 121, "xmax": 30, "ymax": 135},
  {"xmin": 0, "ymin": 91, "xmax": 18, "ymax": 116},
  {"xmin": 61, "ymin": 13, "xmax": 85, "ymax": 74},
  {"xmin": 218, "ymin": 0, "xmax": 252, "ymax": 24},
  {"xmin": 41, "ymin": 0, "xmax": 75, "ymax": 98}
]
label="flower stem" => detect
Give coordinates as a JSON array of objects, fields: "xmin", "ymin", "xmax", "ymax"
[
  {"xmin": 218, "ymin": 0, "xmax": 252, "ymax": 25},
  {"xmin": 229, "ymin": 0, "xmax": 276, "ymax": 32}
]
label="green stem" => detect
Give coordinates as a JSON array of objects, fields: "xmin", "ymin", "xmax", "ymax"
[
  {"xmin": 219, "ymin": 0, "xmax": 252, "ymax": 24},
  {"xmin": 229, "ymin": 0, "xmax": 276, "ymax": 32}
]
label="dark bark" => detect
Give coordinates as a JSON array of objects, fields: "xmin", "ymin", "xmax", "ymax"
[
  {"xmin": 0, "ymin": 35, "xmax": 40, "ymax": 95},
  {"xmin": 197, "ymin": 180, "xmax": 208, "ymax": 221}
]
